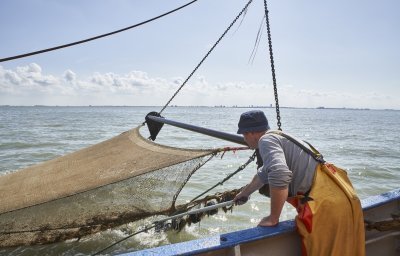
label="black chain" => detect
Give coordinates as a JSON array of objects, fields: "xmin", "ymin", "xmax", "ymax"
[
  {"xmin": 159, "ymin": 0, "xmax": 254, "ymax": 115},
  {"xmin": 263, "ymin": 0, "xmax": 282, "ymax": 130}
]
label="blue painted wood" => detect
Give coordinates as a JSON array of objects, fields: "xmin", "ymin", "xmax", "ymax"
[
  {"xmin": 120, "ymin": 188, "xmax": 400, "ymax": 256},
  {"xmin": 361, "ymin": 188, "xmax": 400, "ymax": 210},
  {"xmin": 121, "ymin": 221, "xmax": 296, "ymax": 256}
]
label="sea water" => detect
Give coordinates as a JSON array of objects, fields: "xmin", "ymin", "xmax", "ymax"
[{"xmin": 0, "ymin": 106, "xmax": 399, "ymax": 255}]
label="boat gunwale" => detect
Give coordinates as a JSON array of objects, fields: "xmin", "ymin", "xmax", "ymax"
[{"xmin": 120, "ymin": 188, "xmax": 400, "ymax": 256}]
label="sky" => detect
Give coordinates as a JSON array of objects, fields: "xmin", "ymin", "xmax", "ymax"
[{"xmin": 0, "ymin": 0, "xmax": 399, "ymax": 109}]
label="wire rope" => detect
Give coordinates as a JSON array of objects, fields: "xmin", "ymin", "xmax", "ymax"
[
  {"xmin": 158, "ymin": 0, "xmax": 254, "ymax": 115},
  {"xmin": 0, "ymin": 0, "xmax": 199, "ymax": 63}
]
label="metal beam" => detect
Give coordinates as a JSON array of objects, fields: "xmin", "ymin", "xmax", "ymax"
[{"xmin": 146, "ymin": 115, "xmax": 246, "ymax": 145}]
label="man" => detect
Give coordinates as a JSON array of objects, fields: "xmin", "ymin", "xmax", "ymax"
[{"xmin": 233, "ymin": 110, "xmax": 365, "ymax": 255}]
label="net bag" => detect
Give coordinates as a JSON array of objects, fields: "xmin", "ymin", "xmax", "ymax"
[{"xmin": 0, "ymin": 126, "xmax": 215, "ymax": 247}]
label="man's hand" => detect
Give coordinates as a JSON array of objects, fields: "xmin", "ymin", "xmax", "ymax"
[
  {"xmin": 258, "ymin": 215, "xmax": 279, "ymax": 227},
  {"xmin": 233, "ymin": 191, "xmax": 249, "ymax": 205},
  {"xmin": 234, "ymin": 174, "xmax": 265, "ymax": 206}
]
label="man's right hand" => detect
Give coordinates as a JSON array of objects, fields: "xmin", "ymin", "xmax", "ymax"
[{"xmin": 233, "ymin": 192, "xmax": 249, "ymax": 205}]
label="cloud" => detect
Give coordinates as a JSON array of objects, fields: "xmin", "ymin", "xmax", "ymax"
[
  {"xmin": 3, "ymin": 69, "xmax": 22, "ymax": 85},
  {"xmin": 0, "ymin": 63, "xmax": 398, "ymax": 109},
  {"xmin": 0, "ymin": 64, "xmax": 183, "ymax": 105},
  {"xmin": 63, "ymin": 70, "xmax": 76, "ymax": 83},
  {"xmin": 16, "ymin": 63, "xmax": 58, "ymax": 87},
  {"xmin": 0, "ymin": 64, "xmax": 59, "ymax": 95},
  {"xmin": 85, "ymin": 71, "xmax": 172, "ymax": 96}
]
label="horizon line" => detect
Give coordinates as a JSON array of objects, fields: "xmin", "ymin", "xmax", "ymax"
[{"xmin": 0, "ymin": 105, "xmax": 398, "ymax": 111}]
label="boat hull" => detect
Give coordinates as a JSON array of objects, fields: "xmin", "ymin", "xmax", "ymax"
[{"xmin": 121, "ymin": 189, "xmax": 400, "ymax": 256}]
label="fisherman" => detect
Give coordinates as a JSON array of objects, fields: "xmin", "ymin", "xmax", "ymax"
[{"xmin": 233, "ymin": 110, "xmax": 365, "ymax": 255}]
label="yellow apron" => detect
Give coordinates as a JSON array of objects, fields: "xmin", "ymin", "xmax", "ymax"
[{"xmin": 288, "ymin": 163, "xmax": 365, "ymax": 256}]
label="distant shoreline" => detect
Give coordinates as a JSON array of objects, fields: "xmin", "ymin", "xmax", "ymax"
[{"xmin": 0, "ymin": 105, "xmax": 398, "ymax": 111}]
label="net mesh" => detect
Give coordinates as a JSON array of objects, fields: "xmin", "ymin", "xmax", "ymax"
[{"xmin": 0, "ymin": 126, "xmax": 215, "ymax": 247}]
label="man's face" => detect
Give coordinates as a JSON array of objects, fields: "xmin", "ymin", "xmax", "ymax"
[{"xmin": 243, "ymin": 132, "xmax": 259, "ymax": 149}]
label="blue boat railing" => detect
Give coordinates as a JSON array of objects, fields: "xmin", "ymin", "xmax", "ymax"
[{"xmin": 118, "ymin": 188, "xmax": 400, "ymax": 256}]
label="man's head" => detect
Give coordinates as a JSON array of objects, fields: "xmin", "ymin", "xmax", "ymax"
[
  {"xmin": 237, "ymin": 110, "xmax": 270, "ymax": 134},
  {"xmin": 237, "ymin": 110, "xmax": 270, "ymax": 149}
]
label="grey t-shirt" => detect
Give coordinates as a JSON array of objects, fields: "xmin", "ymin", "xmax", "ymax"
[{"xmin": 257, "ymin": 132, "xmax": 318, "ymax": 196}]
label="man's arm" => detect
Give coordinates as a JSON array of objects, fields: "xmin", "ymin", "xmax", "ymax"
[
  {"xmin": 258, "ymin": 186, "xmax": 288, "ymax": 226},
  {"xmin": 234, "ymin": 174, "xmax": 264, "ymax": 205}
]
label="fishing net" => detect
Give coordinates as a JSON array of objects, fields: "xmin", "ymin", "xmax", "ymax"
[{"xmin": 0, "ymin": 126, "xmax": 217, "ymax": 247}]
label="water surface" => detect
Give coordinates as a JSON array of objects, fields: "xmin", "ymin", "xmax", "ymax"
[{"xmin": 0, "ymin": 106, "xmax": 399, "ymax": 255}]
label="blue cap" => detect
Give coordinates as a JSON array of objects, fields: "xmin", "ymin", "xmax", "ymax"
[{"xmin": 237, "ymin": 110, "xmax": 270, "ymax": 134}]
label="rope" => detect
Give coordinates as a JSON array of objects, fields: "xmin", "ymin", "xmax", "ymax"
[
  {"xmin": 365, "ymin": 218, "xmax": 400, "ymax": 232},
  {"xmin": 173, "ymin": 146, "xmax": 249, "ymax": 205},
  {"xmin": 0, "ymin": 0, "xmax": 199, "ymax": 63},
  {"xmin": 93, "ymin": 198, "xmax": 236, "ymax": 255},
  {"xmin": 219, "ymin": 146, "xmax": 250, "ymax": 158},
  {"xmin": 189, "ymin": 151, "xmax": 256, "ymax": 203},
  {"xmin": 248, "ymin": 14, "xmax": 265, "ymax": 64},
  {"xmin": 263, "ymin": 0, "xmax": 282, "ymax": 130},
  {"xmin": 155, "ymin": 200, "xmax": 234, "ymax": 224},
  {"xmin": 172, "ymin": 152, "xmax": 218, "ymax": 204},
  {"xmin": 92, "ymin": 224, "xmax": 156, "ymax": 256},
  {"xmin": 158, "ymin": 0, "xmax": 254, "ymax": 115}
]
